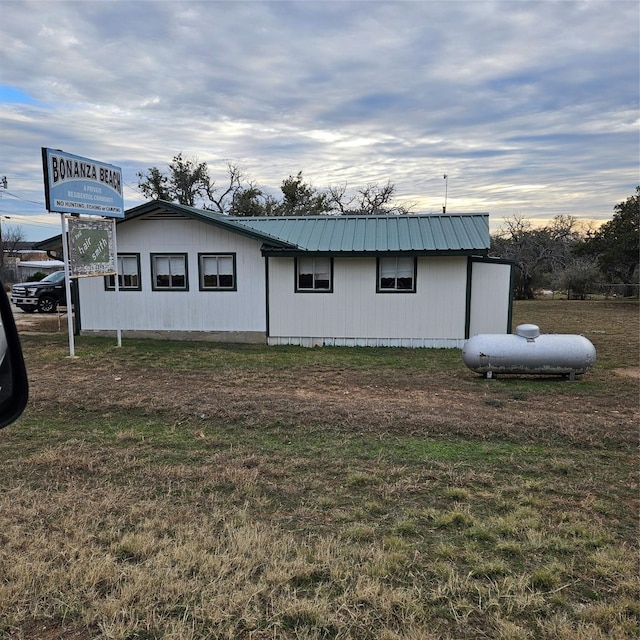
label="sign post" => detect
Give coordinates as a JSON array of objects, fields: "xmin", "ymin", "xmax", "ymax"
[
  {"xmin": 42, "ymin": 149, "xmax": 124, "ymax": 356},
  {"xmin": 111, "ymin": 218, "xmax": 121, "ymax": 347},
  {"xmin": 59, "ymin": 214, "xmax": 75, "ymax": 356}
]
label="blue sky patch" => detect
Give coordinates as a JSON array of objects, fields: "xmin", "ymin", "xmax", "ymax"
[{"xmin": 0, "ymin": 85, "xmax": 38, "ymax": 104}]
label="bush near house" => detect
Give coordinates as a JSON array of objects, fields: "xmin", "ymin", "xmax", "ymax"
[{"xmin": 28, "ymin": 271, "xmax": 47, "ymax": 282}]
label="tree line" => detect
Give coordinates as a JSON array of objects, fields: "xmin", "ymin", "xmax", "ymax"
[
  {"xmin": 137, "ymin": 153, "xmax": 412, "ymax": 217},
  {"xmin": 490, "ymin": 187, "xmax": 639, "ymax": 299},
  {"xmin": 137, "ymin": 155, "xmax": 638, "ymax": 299}
]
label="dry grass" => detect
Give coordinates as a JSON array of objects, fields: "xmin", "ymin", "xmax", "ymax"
[{"xmin": 1, "ymin": 300, "xmax": 638, "ymax": 639}]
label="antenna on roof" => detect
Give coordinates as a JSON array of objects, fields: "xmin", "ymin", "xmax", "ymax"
[{"xmin": 443, "ymin": 174, "xmax": 448, "ymax": 213}]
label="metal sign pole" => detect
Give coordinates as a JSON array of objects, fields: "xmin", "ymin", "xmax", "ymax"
[
  {"xmin": 60, "ymin": 213, "xmax": 76, "ymax": 357},
  {"xmin": 112, "ymin": 218, "xmax": 122, "ymax": 347}
]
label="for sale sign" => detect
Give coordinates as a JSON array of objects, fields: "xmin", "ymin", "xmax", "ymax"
[
  {"xmin": 68, "ymin": 218, "xmax": 116, "ymax": 277},
  {"xmin": 42, "ymin": 148, "xmax": 124, "ymax": 217}
]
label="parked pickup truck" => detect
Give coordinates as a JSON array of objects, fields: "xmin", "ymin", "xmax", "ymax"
[{"xmin": 11, "ymin": 271, "xmax": 71, "ymax": 314}]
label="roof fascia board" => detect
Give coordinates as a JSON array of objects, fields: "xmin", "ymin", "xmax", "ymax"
[
  {"xmin": 470, "ymin": 255, "xmax": 516, "ymax": 266},
  {"xmin": 260, "ymin": 247, "xmax": 490, "ymax": 258}
]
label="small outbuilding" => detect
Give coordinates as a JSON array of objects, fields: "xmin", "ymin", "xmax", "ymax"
[
  {"xmin": 16, "ymin": 259, "xmax": 65, "ymax": 280},
  {"xmin": 38, "ymin": 200, "xmax": 514, "ymax": 347}
]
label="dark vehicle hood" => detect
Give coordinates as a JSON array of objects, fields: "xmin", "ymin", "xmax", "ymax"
[
  {"xmin": 12, "ymin": 278, "xmax": 69, "ymax": 288},
  {"xmin": 12, "ymin": 280, "xmax": 61, "ymax": 288}
]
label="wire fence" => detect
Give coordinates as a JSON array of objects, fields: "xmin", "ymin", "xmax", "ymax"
[{"xmin": 536, "ymin": 283, "xmax": 639, "ymax": 300}]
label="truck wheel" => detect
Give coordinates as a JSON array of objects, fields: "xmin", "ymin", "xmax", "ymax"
[
  {"xmin": 17, "ymin": 306, "xmax": 36, "ymax": 314},
  {"xmin": 37, "ymin": 295, "xmax": 58, "ymax": 313}
]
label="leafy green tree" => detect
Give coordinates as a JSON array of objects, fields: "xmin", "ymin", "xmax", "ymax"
[
  {"xmin": 228, "ymin": 186, "xmax": 280, "ymax": 217},
  {"xmin": 554, "ymin": 257, "xmax": 601, "ymax": 300},
  {"xmin": 578, "ymin": 187, "xmax": 639, "ymax": 297},
  {"xmin": 277, "ymin": 172, "xmax": 330, "ymax": 216},
  {"xmin": 136, "ymin": 166, "xmax": 171, "ymax": 202},
  {"xmin": 137, "ymin": 154, "xmax": 245, "ymax": 214}
]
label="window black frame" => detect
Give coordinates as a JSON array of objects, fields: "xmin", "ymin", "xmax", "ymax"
[
  {"xmin": 150, "ymin": 253, "xmax": 189, "ymax": 291},
  {"xmin": 198, "ymin": 253, "xmax": 237, "ymax": 291},
  {"xmin": 105, "ymin": 253, "xmax": 142, "ymax": 291},
  {"xmin": 376, "ymin": 256, "xmax": 417, "ymax": 293},
  {"xmin": 295, "ymin": 256, "xmax": 334, "ymax": 293}
]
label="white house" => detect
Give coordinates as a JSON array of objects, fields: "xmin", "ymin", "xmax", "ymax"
[{"xmin": 38, "ymin": 200, "xmax": 514, "ymax": 347}]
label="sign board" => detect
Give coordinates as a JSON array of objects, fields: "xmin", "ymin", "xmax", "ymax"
[
  {"xmin": 42, "ymin": 148, "xmax": 124, "ymax": 217},
  {"xmin": 68, "ymin": 218, "xmax": 116, "ymax": 277}
]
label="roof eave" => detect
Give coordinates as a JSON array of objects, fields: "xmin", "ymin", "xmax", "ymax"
[
  {"xmin": 126, "ymin": 200, "xmax": 297, "ymax": 249},
  {"xmin": 34, "ymin": 200, "xmax": 299, "ymax": 254},
  {"xmin": 261, "ymin": 247, "xmax": 490, "ymax": 257}
]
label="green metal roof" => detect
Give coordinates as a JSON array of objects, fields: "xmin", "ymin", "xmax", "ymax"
[
  {"xmin": 35, "ymin": 201, "xmax": 490, "ymax": 257},
  {"xmin": 233, "ymin": 213, "xmax": 490, "ymax": 255}
]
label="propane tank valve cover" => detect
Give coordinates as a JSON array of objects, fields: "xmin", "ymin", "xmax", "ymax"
[{"xmin": 515, "ymin": 324, "xmax": 540, "ymax": 339}]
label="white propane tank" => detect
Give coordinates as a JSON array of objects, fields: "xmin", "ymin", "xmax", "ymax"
[{"xmin": 462, "ymin": 324, "xmax": 596, "ymax": 380}]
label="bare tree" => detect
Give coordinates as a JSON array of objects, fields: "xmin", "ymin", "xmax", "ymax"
[
  {"xmin": 328, "ymin": 180, "xmax": 412, "ymax": 215},
  {"xmin": 491, "ymin": 215, "xmax": 594, "ymax": 299},
  {"xmin": 0, "ymin": 224, "xmax": 25, "ymax": 280},
  {"xmin": 205, "ymin": 163, "xmax": 244, "ymax": 214},
  {"xmin": 326, "ymin": 183, "xmax": 353, "ymax": 214}
]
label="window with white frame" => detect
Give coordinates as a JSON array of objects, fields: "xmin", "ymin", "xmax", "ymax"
[
  {"xmin": 377, "ymin": 256, "xmax": 416, "ymax": 292},
  {"xmin": 296, "ymin": 256, "xmax": 332, "ymax": 292},
  {"xmin": 106, "ymin": 254, "xmax": 141, "ymax": 290},
  {"xmin": 199, "ymin": 253, "xmax": 236, "ymax": 291},
  {"xmin": 151, "ymin": 254, "xmax": 188, "ymax": 290}
]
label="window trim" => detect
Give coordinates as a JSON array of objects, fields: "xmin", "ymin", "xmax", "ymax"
[
  {"xmin": 104, "ymin": 253, "xmax": 142, "ymax": 291},
  {"xmin": 376, "ymin": 256, "xmax": 417, "ymax": 293},
  {"xmin": 295, "ymin": 256, "xmax": 334, "ymax": 293},
  {"xmin": 198, "ymin": 253, "xmax": 237, "ymax": 292},
  {"xmin": 150, "ymin": 253, "xmax": 189, "ymax": 291}
]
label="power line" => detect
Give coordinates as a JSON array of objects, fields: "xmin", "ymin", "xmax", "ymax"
[
  {"xmin": 0, "ymin": 208, "xmax": 58, "ymax": 226},
  {"xmin": 1, "ymin": 190, "xmax": 45, "ymax": 206}
]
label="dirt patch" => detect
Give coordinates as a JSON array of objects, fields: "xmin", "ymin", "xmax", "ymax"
[
  {"xmin": 613, "ymin": 367, "xmax": 640, "ymax": 379},
  {"xmin": 12, "ymin": 306, "xmax": 71, "ymax": 333},
  {"xmin": 23, "ymin": 346, "xmax": 639, "ymax": 449}
]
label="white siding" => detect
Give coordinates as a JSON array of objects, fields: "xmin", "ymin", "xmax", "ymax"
[
  {"xmin": 468, "ymin": 261, "xmax": 512, "ymax": 335},
  {"xmin": 76, "ymin": 214, "xmax": 510, "ymax": 347},
  {"xmin": 78, "ymin": 218, "xmax": 266, "ymax": 334},
  {"xmin": 268, "ymin": 256, "xmax": 468, "ymax": 346}
]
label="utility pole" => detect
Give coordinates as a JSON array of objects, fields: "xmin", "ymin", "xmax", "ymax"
[{"xmin": 443, "ymin": 174, "xmax": 448, "ymax": 213}]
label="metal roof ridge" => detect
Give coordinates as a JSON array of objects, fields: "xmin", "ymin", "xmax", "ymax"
[{"xmin": 227, "ymin": 212, "xmax": 489, "ymax": 221}]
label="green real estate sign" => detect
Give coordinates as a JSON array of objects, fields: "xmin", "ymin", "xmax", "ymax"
[{"xmin": 68, "ymin": 218, "xmax": 115, "ymax": 277}]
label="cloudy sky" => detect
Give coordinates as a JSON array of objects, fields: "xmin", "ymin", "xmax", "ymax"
[{"xmin": 1, "ymin": 0, "xmax": 638, "ymax": 241}]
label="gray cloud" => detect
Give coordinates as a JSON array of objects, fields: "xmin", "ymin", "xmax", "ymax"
[{"xmin": 0, "ymin": 0, "xmax": 637, "ymax": 239}]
